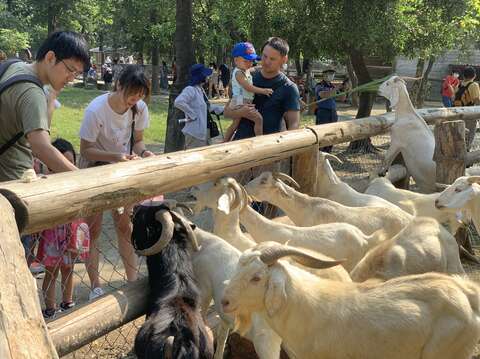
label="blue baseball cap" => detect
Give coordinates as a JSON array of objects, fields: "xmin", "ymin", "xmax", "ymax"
[
  {"xmin": 232, "ymin": 42, "xmax": 261, "ymax": 61},
  {"xmin": 189, "ymin": 63, "xmax": 213, "ymax": 86}
]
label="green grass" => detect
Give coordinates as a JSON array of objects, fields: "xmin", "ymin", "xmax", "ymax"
[
  {"xmin": 50, "ymin": 86, "xmax": 169, "ymax": 150},
  {"xmin": 50, "ymin": 86, "xmax": 315, "ymax": 151}
]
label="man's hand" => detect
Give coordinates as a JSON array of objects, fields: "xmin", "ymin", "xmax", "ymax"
[
  {"xmin": 224, "ymin": 100, "xmax": 257, "ymax": 119},
  {"xmin": 27, "ymin": 130, "xmax": 77, "ymax": 173}
]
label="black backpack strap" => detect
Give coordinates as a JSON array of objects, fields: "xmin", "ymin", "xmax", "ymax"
[{"xmin": 0, "ymin": 60, "xmax": 44, "ymax": 156}]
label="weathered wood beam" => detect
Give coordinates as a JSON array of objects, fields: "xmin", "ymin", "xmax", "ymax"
[
  {"xmin": 48, "ymin": 278, "xmax": 149, "ymax": 357},
  {"xmin": 1, "ymin": 116, "xmax": 396, "ymax": 234},
  {"xmin": 0, "ymin": 194, "xmax": 58, "ymax": 359},
  {"xmin": 292, "ymin": 144, "xmax": 319, "ymax": 196},
  {"xmin": 433, "ymin": 120, "xmax": 466, "ymax": 184}
]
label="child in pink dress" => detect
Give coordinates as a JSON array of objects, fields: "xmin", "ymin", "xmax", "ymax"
[{"xmin": 36, "ymin": 139, "xmax": 90, "ymax": 319}]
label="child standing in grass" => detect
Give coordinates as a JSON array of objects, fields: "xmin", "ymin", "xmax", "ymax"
[{"xmin": 37, "ymin": 138, "xmax": 90, "ymax": 319}]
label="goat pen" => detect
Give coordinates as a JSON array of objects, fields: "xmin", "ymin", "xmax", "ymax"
[{"xmin": 1, "ymin": 105, "xmax": 480, "ymax": 358}]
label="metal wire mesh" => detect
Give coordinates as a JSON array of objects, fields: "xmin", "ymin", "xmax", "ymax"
[{"xmin": 24, "ymin": 117, "xmax": 480, "ymax": 358}]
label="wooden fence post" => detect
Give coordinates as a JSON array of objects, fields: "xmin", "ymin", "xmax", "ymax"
[
  {"xmin": 292, "ymin": 144, "xmax": 319, "ymax": 196},
  {"xmin": 433, "ymin": 120, "xmax": 473, "ymax": 254},
  {"xmin": 0, "ymin": 194, "xmax": 58, "ymax": 359},
  {"xmin": 433, "ymin": 120, "xmax": 466, "ymax": 184}
]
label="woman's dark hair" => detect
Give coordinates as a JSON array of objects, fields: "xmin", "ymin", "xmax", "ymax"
[
  {"xmin": 36, "ymin": 31, "xmax": 90, "ymax": 69},
  {"xmin": 209, "ymin": 62, "xmax": 217, "ymax": 70},
  {"xmin": 114, "ymin": 65, "xmax": 151, "ymax": 102},
  {"xmin": 114, "ymin": 65, "xmax": 151, "ymax": 117},
  {"xmin": 261, "ymin": 37, "xmax": 290, "ymax": 57},
  {"xmin": 52, "ymin": 138, "xmax": 76, "ymax": 164},
  {"xmin": 463, "ymin": 66, "xmax": 476, "ymax": 80}
]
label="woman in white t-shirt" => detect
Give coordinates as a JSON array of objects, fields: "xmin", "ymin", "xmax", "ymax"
[{"xmin": 79, "ymin": 65, "xmax": 153, "ymax": 299}]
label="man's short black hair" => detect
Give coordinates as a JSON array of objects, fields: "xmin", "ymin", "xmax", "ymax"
[
  {"xmin": 261, "ymin": 37, "xmax": 289, "ymax": 57},
  {"xmin": 36, "ymin": 31, "xmax": 90, "ymax": 69},
  {"xmin": 463, "ymin": 66, "xmax": 476, "ymax": 80}
]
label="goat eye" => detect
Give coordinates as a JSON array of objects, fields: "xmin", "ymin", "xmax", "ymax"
[
  {"xmin": 455, "ymin": 188, "xmax": 462, "ymax": 193},
  {"xmin": 250, "ymin": 275, "xmax": 261, "ymax": 283}
]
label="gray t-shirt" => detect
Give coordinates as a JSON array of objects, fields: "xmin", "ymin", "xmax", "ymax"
[{"xmin": 0, "ymin": 62, "xmax": 48, "ymax": 182}]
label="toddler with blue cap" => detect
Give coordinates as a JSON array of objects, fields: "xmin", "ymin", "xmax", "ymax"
[{"xmin": 224, "ymin": 42, "xmax": 273, "ymax": 140}]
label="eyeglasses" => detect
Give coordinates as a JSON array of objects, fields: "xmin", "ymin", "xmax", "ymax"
[{"xmin": 61, "ymin": 60, "xmax": 83, "ymax": 77}]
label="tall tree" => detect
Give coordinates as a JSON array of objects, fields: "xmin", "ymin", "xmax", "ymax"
[{"xmin": 165, "ymin": 0, "xmax": 195, "ymax": 152}]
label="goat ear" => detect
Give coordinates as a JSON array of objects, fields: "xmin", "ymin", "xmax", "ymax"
[
  {"xmin": 265, "ymin": 269, "xmax": 286, "ymax": 317},
  {"xmin": 217, "ymin": 193, "xmax": 231, "ymax": 214}
]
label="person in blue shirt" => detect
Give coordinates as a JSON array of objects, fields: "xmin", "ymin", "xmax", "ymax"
[{"xmin": 315, "ymin": 69, "xmax": 338, "ymax": 152}]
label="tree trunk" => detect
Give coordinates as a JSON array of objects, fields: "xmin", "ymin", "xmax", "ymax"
[
  {"xmin": 346, "ymin": 58, "xmax": 359, "ymax": 108},
  {"xmin": 415, "ymin": 56, "xmax": 435, "ymax": 109},
  {"xmin": 47, "ymin": 4, "xmax": 58, "ymax": 35},
  {"xmin": 410, "ymin": 58, "xmax": 425, "ymax": 107},
  {"xmin": 0, "ymin": 194, "xmax": 59, "ymax": 358},
  {"xmin": 295, "ymin": 53, "xmax": 302, "ymax": 76},
  {"xmin": 165, "ymin": 0, "xmax": 195, "ymax": 153},
  {"xmin": 347, "ymin": 48, "xmax": 377, "ymax": 153},
  {"xmin": 150, "ymin": 9, "xmax": 160, "ymax": 95}
]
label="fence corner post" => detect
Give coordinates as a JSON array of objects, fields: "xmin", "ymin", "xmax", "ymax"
[
  {"xmin": 292, "ymin": 144, "xmax": 319, "ymax": 196},
  {"xmin": 433, "ymin": 120, "xmax": 472, "ymax": 254},
  {"xmin": 0, "ymin": 194, "xmax": 58, "ymax": 359},
  {"xmin": 433, "ymin": 120, "xmax": 466, "ymax": 185}
]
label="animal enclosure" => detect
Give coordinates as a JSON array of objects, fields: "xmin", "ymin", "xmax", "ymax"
[{"xmin": 2, "ymin": 106, "xmax": 480, "ymax": 358}]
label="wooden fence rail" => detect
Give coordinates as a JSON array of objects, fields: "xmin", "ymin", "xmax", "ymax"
[{"xmin": 2, "ymin": 105, "xmax": 480, "ymax": 358}]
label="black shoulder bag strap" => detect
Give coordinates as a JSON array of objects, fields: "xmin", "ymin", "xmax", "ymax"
[
  {"xmin": 0, "ymin": 59, "xmax": 44, "ymax": 156},
  {"xmin": 129, "ymin": 107, "xmax": 136, "ymax": 155}
]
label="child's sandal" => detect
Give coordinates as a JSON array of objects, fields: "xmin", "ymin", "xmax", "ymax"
[{"xmin": 59, "ymin": 301, "xmax": 75, "ymax": 311}]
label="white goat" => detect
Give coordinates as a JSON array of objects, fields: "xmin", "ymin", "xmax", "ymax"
[
  {"xmin": 192, "ymin": 178, "xmax": 351, "ymax": 281},
  {"xmin": 378, "ymin": 76, "xmax": 436, "ymax": 192},
  {"xmin": 222, "ymin": 179, "xmax": 385, "ymax": 272},
  {"xmin": 246, "ymin": 172, "xmax": 412, "ymax": 239},
  {"xmin": 186, "ymin": 224, "xmax": 282, "ymax": 359},
  {"xmin": 366, "ymin": 176, "xmax": 462, "ymax": 233},
  {"xmin": 350, "ymin": 217, "xmax": 465, "ymax": 282},
  {"xmin": 315, "ymin": 151, "xmax": 404, "ymax": 210},
  {"xmin": 221, "ymin": 244, "xmax": 480, "ymax": 359},
  {"xmin": 435, "ymin": 175, "xmax": 480, "ymax": 235}
]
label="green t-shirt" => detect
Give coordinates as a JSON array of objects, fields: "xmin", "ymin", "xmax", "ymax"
[{"xmin": 0, "ymin": 62, "xmax": 48, "ymax": 182}]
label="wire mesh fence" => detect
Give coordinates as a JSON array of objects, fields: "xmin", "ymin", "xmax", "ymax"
[{"xmin": 23, "ymin": 116, "xmax": 480, "ymax": 358}]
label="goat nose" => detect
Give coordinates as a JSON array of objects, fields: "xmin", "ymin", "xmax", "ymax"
[{"xmin": 221, "ymin": 299, "xmax": 229, "ymax": 307}]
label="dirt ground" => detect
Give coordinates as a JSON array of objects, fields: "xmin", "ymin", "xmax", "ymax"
[{"xmin": 46, "ymin": 100, "xmax": 480, "ymax": 358}]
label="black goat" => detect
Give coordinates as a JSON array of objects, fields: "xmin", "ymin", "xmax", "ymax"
[{"xmin": 132, "ymin": 204, "xmax": 213, "ymax": 359}]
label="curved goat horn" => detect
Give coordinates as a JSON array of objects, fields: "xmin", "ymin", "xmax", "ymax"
[
  {"xmin": 169, "ymin": 210, "xmax": 201, "ymax": 251},
  {"xmin": 324, "ymin": 153, "xmax": 343, "ymax": 164},
  {"xmin": 272, "ymin": 172, "xmax": 300, "ymax": 189},
  {"xmin": 175, "ymin": 202, "xmax": 194, "ymax": 216},
  {"xmin": 259, "ymin": 244, "xmax": 344, "ymax": 269},
  {"xmin": 467, "ymin": 176, "xmax": 480, "ymax": 184},
  {"xmin": 225, "ymin": 178, "xmax": 245, "ymax": 211},
  {"xmin": 135, "ymin": 210, "xmax": 174, "ymax": 256}
]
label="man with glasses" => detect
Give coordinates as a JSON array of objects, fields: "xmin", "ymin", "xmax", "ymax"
[
  {"xmin": 0, "ymin": 31, "xmax": 89, "ymax": 182},
  {"xmin": 0, "ymin": 31, "xmax": 89, "ymax": 272}
]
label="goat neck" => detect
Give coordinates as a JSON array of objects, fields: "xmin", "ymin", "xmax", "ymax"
[
  {"xmin": 393, "ymin": 83, "xmax": 431, "ymax": 133},
  {"xmin": 265, "ymin": 184, "xmax": 319, "ymax": 226},
  {"xmin": 212, "ymin": 208, "xmax": 256, "ymax": 251},
  {"xmin": 316, "ymin": 158, "xmax": 342, "ymax": 197},
  {"xmin": 239, "ymin": 205, "xmax": 290, "ymax": 244},
  {"xmin": 263, "ymin": 263, "xmax": 349, "ymax": 357}
]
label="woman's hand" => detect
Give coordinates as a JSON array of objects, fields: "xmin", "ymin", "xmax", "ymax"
[
  {"xmin": 117, "ymin": 153, "xmax": 140, "ymax": 162},
  {"xmin": 141, "ymin": 150, "xmax": 155, "ymax": 158}
]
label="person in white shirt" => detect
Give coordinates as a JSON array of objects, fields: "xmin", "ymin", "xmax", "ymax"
[
  {"xmin": 79, "ymin": 65, "xmax": 153, "ymax": 300},
  {"xmin": 174, "ymin": 63, "xmax": 213, "ymax": 149}
]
